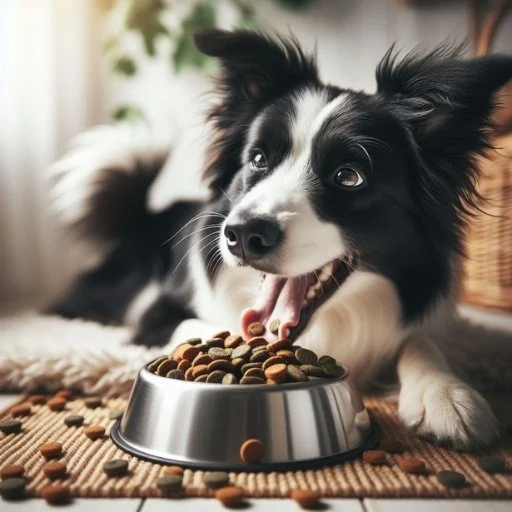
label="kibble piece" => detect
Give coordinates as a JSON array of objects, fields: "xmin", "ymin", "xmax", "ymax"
[
  {"xmin": 29, "ymin": 395, "xmax": 47, "ymax": 405},
  {"xmin": 437, "ymin": 470, "xmax": 466, "ymax": 488},
  {"xmin": 267, "ymin": 338, "xmax": 292, "ymax": 352},
  {"xmin": 103, "ymin": 459, "xmax": 129, "ymax": 477},
  {"xmin": 247, "ymin": 322, "xmax": 265, "ymax": 336},
  {"xmin": 295, "ymin": 348, "xmax": 318, "ymax": 366},
  {"xmin": 246, "ymin": 337, "xmax": 267, "ymax": 349},
  {"xmin": 0, "ymin": 420, "xmax": 22, "ymax": 435},
  {"xmin": 166, "ymin": 369, "xmax": 185, "ymax": 380},
  {"xmin": 262, "ymin": 356, "xmax": 286, "ymax": 371},
  {"xmin": 0, "ymin": 478, "xmax": 26, "ymax": 501},
  {"xmin": 266, "ymin": 378, "xmax": 280, "ymax": 385},
  {"xmin": 182, "ymin": 346, "xmax": 201, "ymax": 362},
  {"xmin": 379, "ymin": 440, "xmax": 406, "ymax": 454},
  {"xmin": 286, "ymin": 365, "xmax": 308, "ymax": 382},
  {"xmin": 192, "ymin": 364, "xmax": 209, "ymax": 379},
  {"xmin": 244, "ymin": 368, "xmax": 265, "ymax": 380},
  {"xmin": 64, "ymin": 415, "xmax": 84, "ymax": 427},
  {"xmin": 264, "ymin": 363, "xmax": 287, "ymax": 383},
  {"xmin": 212, "ymin": 330, "xmax": 230, "ymax": 340},
  {"xmin": 43, "ymin": 461, "xmax": 67, "ymax": 480},
  {"xmin": 205, "ymin": 338, "xmax": 225, "ymax": 349},
  {"xmin": 109, "ymin": 410, "xmax": 124, "ymax": 421},
  {"xmin": 185, "ymin": 367, "xmax": 195, "ymax": 381},
  {"xmin": 157, "ymin": 474, "xmax": 183, "ymax": 494},
  {"xmin": 399, "ymin": 457, "xmax": 426, "ymax": 474},
  {"xmin": 276, "ymin": 349, "xmax": 297, "ymax": 362},
  {"xmin": 290, "ymin": 489, "xmax": 321, "ymax": 509},
  {"xmin": 192, "ymin": 354, "xmax": 212, "ymax": 366},
  {"xmin": 85, "ymin": 396, "xmax": 103, "ymax": 409},
  {"xmin": 162, "ymin": 465, "xmax": 184, "ymax": 476},
  {"xmin": 204, "ymin": 471, "xmax": 230, "ymax": 489},
  {"xmin": 224, "ymin": 334, "xmax": 243, "ymax": 349},
  {"xmin": 318, "ymin": 355, "xmax": 337, "ymax": 367},
  {"xmin": 322, "ymin": 363, "xmax": 344, "ymax": 378},
  {"xmin": 148, "ymin": 356, "xmax": 168, "ymax": 373},
  {"xmin": 47, "ymin": 397, "xmax": 66, "ymax": 411},
  {"xmin": 178, "ymin": 359, "xmax": 192, "ymax": 372},
  {"xmin": 215, "ymin": 486, "xmax": 245, "ymax": 507},
  {"xmin": 231, "ymin": 345, "xmax": 251, "ymax": 361},
  {"xmin": 156, "ymin": 358, "xmax": 177, "ymax": 376},
  {"xmin": 208, "ymin": 359, "xmax": 235, "ymax": 373},
  {"xmin": 209, "ymin": 347, "xmax": 231, "ymax": 360},
  {"xmin": 250, "ymin": 349, "xmax": 270, "ymax": 363},
  {"xmin": 207, "ymin": 370, "xmax": 227, "ymax": 383},
  {"xmin": 239, "ymin": 376, "xmax": 265, "ymax": 385},
  {"xmin": 222, "ymin": 373, "xmax": 238, "ymax": 384},
  {"xmin": 83, "ymin": 425, "xmax": 105, "ymax": 440},
  {"xmin": 240, "ymin": 438, "xmax": 264, "ymax": 464},
  {"xmin": 241, "ymin": 362, "xmax": 263, "ymax": 374},
  {"xmin": 39, "ymin": 442, "xmax": 63, "ymax": 459},
  {"xmin": 300, "ymin": 365, "xmax": 325, "ymax": 377},
  {"xmin": 269, "ymin": 319, "xmax": 281, "ymax": 335},
  {"xmin": 11, "ymin": 404, "xmax": 31, "ymax": 417},
  {"xmin": 477, "ymin": 456, "xmax": 506, "ymax": 474},
  {"xmin": 40, "ymin": 484, "xmax": 70, "ymax": 504},
  {"xmin": 185, "ymin": 337, "xmax": 202, "ymax": 346},
  {"xmin": 231, "ymin": 357, "xmax": 245, "ymax": 369},
  {"xmin": 55, "ymin": 390, "xmax": 74, "ymax": 401},
  {"xmin": 363, "ymin": 450, "xmax": 387, "ymax": 465},
  {"xmin": 0, "ymin": 464, "xmax": 25, "ymax": 480}
]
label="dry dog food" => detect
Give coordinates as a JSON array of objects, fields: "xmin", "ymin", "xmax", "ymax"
[
  {"xmin": 29, "ymin": 395, "xmax": 47, "ymax": 405},
  {"xmin": 162, "ymin": 465, "xmax": 184, "ymax": 476},
  {"xmin": 437, "ymin": 470, "xmax": 466, "ymax": 488},
  {"xmin": 0, "ymin": 464, "xmax": 25, "ymax": 480},
  {"xmin": 215, "ymin": 486, "xmax": 245, "ymax": 507},
  {"xmin": 363, "ymin": 450, "xmax": 387, "ymax": 465},
  {"xmin": 10, "ymin": 404, "xmax": 31, "ymax": 417},
  {"xmin": 43, "ymin": 461, "xmax": 67, "ymax": 480},
  {"xmin": 399, "ymin": 457, "xmax": 426, "ymax": 475},
  {"xmin": 83, "ymin": 425, "xmax": 105, "ymax": 440},
  {"xmin": 64, "ymin": 414, "xmax": 84, "ymax": 427},
  {"xmin": 40, "ymin": 483, "xmax": 70, "ymax": 504},
  {"xmin": 379, "ymin": 440, "xmax": 406, "ymax": 454},
  {"xmin": 477, "ymin": 456, "xmax": 506, "ymax": 474},
  {"xmin": 290, "ymin": 489, "xmax": 321, "ymax": 509},
  {"xmin": 0, "ymin": 420, "xmax": 22, "ymax": 435},
  {"xmin": 0, "ymin": 477, "xmax": 26, "ymax": 500},
  {"xmin": 147, "ymin": 331, "xmax": 345, "ymax": 386},
  {"xmin": 47, "ymin": 397, "xmax": 66, "ymax": 411},
  {"xmin": 157, "ymin": 474, "xmax": 183, "ymax": 494},
  {"xmin": 103, "ymin": 459, "xmax": 129, "ymax": 477},
  {"xmin": 203, "ymin": 471, "xmax": 230, "ymax": 489},
  {"xmin": 85, "ymin": 397, "xmax": 102, "ymax": 409},
  {"xmin": 55, "ymin": 390, "xmax": 74, "ymax": 401},
  {"xmin": 240, "ymin": 438, "xmax": 264, "ymax": 464},
  {"xmin": 39, "ymin": 442, "xmax": 63, "ymax": 459}
]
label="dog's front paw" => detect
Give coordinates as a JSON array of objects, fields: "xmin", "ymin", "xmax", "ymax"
[{"xmin": 398, "ymin": 375, "xmax": 498, "ymax": 450}]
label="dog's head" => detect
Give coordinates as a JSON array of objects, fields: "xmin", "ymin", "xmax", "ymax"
[{"xmin": 195, "ymin": 29, "xmax": 512, "ymax": 338}]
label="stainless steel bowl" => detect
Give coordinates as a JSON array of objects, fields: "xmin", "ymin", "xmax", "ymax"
[{"xmin": 111, "ymin": 361, "xmax": 378, "ymax": 470}]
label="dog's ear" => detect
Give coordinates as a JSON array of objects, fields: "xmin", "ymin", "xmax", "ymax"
[
  {"xmin": 376, "ymin": 46, "xmax": 512, "ymax": 247},
  {"xmin": 194, "ymin": 29, "xmax": 318, "ymax": 196}
]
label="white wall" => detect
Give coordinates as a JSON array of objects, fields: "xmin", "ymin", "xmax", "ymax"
[{"xmin": 1, "ymin": 0, "xmax": 511, "ymax": 307}]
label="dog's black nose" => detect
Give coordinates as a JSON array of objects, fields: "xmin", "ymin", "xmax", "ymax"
[{"xmin": 224, "ymin": 217, "xmax": 282, "ymax": 261}]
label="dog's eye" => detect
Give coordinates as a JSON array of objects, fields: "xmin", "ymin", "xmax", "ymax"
[
  {"xmin": 249, "ymin": 150, "xmax": 268, "ymax": 171},
  {"xmin": 332, "ymin": 167, "xmax": 366, "ymax": 189}
]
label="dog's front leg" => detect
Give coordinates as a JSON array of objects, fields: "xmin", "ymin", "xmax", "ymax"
[{"xmin": 397, "ymin": 335, "xmax": 498, "ymax": 450}]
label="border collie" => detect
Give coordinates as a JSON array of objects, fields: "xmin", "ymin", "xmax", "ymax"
[{"xmin": 49, "ymin": 29, "xmax": 512, "ymax": 450}]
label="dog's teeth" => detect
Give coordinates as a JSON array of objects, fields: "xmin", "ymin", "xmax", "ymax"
[
  {"xmin": 306, "ymin": 289, "xmax": 316, "ymax": 300},
  {"xmin": 320, "ymin": 273, "xmax": 330, "ymax": 283},
  {"xmin": 302, "ymin": 300, "xmax": 308, "ymax": 308},
  {"xmin": 313, "ymin": 281, "xmax": 322, "ymax": 291},
  {"xmin": 319, "ymin": 264, "xmax": 333, "ymax": 280}
]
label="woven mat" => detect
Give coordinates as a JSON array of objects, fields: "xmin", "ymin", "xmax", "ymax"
[{"xmin": 1, "ymin": 396, "xmax": 511, "ymax": 499}]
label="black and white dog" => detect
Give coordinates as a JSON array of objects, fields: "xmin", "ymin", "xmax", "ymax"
[{"xmin": 49, "ymin": 29, "xmax": 512, "ymax": 450}]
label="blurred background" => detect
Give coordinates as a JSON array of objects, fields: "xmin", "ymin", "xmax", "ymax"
[{"xmin": 0, "ymin": 0, "xmax": 511, "ymax": 314}]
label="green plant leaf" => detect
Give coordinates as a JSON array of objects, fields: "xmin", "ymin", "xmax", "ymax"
[
  {"xmin": 112, "ymin": 104, "xmax": 145, "ymax": 122},
  {"xmin": 125, "ymin": 0, "xmax": 168, "ymax": 56},
  {"xmin": 274, "ymin": 0, "xmax": 315, "ymax": 11},
  {"xmin": 113, "ymin": 56, "xmax": 137, "ymax": 76}
]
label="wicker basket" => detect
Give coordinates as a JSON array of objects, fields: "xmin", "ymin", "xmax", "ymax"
[{"xmin": 461, "ymin": 0, "xmax": 512, "ymax": 310}]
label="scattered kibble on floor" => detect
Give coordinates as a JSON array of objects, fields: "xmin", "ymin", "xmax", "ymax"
[
  {"xmin": 41, "ymin": 483, "xmax": 70, "ymax": 504},
  {"xmin": 103, "ymin": 459, "xmax": 129, "ymax": 477},
  {"xmin": 83, "ymin": 425, "xmax": 105, "ymax": 440},
  {"xmin": 0, "ymin": 477, "xmax": 26, "ymax": 500},
  {"xmin": 0, "ymin": 420, "xmax": 22, "ymax": 435},
  {"xmin": 290, "ymin": 489, "xmax": 322, "ymax": 509},
  {"xmin": 156, "ymin": 474, "xmax": 183, "ymax": 494},
  {"xmin": 0, "ymin": 464, "xmax": 25, "ymax": 480},
  {"xmin": 363, "ymin": 450, "xmax": 387, "ymax": 465},
  {"xmin": 215, "ymin": 486, "xmax": 245, "ymax": 507},
  {"xmin": 39, "ymin": 442, "xmax": 63, "ymax": 459},
  {"xmin": 477, "ymin": 456, "xmax": 506, "ymax": 474},
  {"xmin": 203, "ymin": 471, "xmax": 230, "ymax": 489},
  {"xmin": 43, "ymin": 461, "xmax": 67, "ymax": 480},
  {"xmin": 437, "ymin": 470, "xmax": 466, "ymax": 488}
]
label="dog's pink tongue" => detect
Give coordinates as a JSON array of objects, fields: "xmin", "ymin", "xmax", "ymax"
[{"xmin": 241, "ymin": 275, "xmax": 308, "ymax": 339}]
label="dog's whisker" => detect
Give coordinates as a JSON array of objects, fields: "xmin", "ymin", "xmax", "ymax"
[
  {"xmin": 172, "ymin": 232, "xmax": 219, "ymax": 274},
  {"xmin": 170, "ymin": 224, "xmax": 222, "ymax": 249},
  {"xmin": 162, "ymin": 211, "xmax": 226, "ymax": 246}
]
